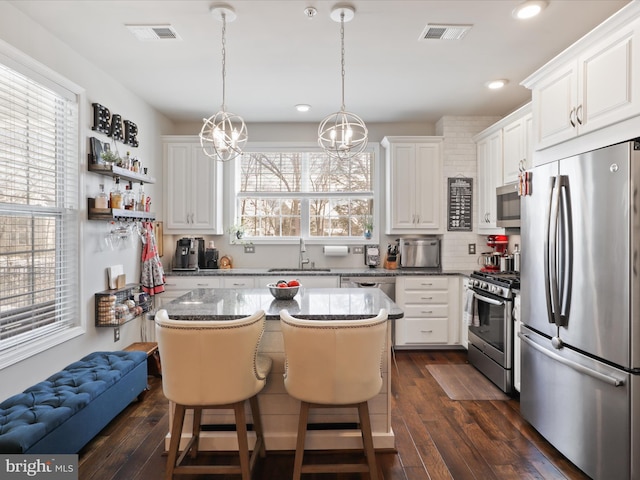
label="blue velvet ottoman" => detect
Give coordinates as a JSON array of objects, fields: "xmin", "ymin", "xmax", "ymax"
[{"xmin": 0, "ymin": 350, "xmax": 147, "ymax": 454}]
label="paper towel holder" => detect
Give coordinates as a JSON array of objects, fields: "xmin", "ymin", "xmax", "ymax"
[{"xmin": 323, "ymin": 245, "xmax": 349, "ymax": 256}]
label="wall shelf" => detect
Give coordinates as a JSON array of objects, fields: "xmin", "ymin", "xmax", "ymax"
[
  {"xmin": 88, "ymin": 163, "xmax": 156, "ymax": 184},
  {"xmin": 95, "ymin": 283, "xmax": 151, "ymax": 327},
  {"xmin": 87, "ymin": 198, "xmax": 155, "ymax": 221}
]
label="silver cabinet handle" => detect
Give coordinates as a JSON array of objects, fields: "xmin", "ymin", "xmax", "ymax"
[
  {"xmin": 420, "ymin": 296, "xmax": 433, "ymax": 300},
  {"xmin": 519, "ymin": 333, "xmax": 624, "ymax": 387},
  {"xmin": 569, "ymin": 107, "xmax": 576, "ymax": 128},
  {"xmin": 421, "ymin": 311, "xmax": 433, "ymax": 314},
  {"xmin": 576, "ymin": 104, "xmax": 583, "ymax": 125},
  {"xmin": 421, "ymin": 330, "xmax": 433, "ymax": 333}
]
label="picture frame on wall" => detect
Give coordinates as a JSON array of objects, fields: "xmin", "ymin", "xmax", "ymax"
[{"xmin": 89, "ymin": 137, "xmax": 105, "ymax": 164}]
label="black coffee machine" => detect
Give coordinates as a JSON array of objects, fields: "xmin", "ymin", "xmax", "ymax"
[
  {"xmin": 200, "ymin": 240, "xmax": 219, "ymax": 269},
  {"xmin": 174, "ymin": 237, "xmax": 199, "ymax": 271}
]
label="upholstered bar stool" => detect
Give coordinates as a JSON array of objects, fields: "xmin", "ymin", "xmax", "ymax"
[
  {"xmin": 279, "ymin": 309, "xmax": 388, "ymax": 480},
  {"xmin": 155, "ymin": 309, "xmax": 272, "ymax": 480}
]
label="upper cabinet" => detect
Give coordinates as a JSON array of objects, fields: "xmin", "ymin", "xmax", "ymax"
[
  {"xmin": 382, "ymin": 136, "xmax": 443, "ymax": 234},
  {"xmin": 475, "ymin": 129, "xmax": 503, "ymax": 233},
  {"xmin": 502, "ymin": 111, "xmax": 532, "ymax": 184},
  {"xmin": 163, "ymin": 136, "xmax": 223, "ymax": 234},
  {"xmin": 523, "ymin": 3, "xmax": 640, "ymax": 152}
]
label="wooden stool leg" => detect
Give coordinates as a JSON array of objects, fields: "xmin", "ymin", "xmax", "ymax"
[
  {"xmin": 293, "ymin": 401, "xmax": 310, "ymax": 480},
  {"xmin": 358, "ymin": 402, "xmax": 379, "ymax": 480},
  {"xmin": 166, "ymin": 403, "xmax": 186, "ymax": 480},
  {"xmin": 249, "ymin": 395, "xmax": 267, "ymax": 458},
  {"xmin": 190, "ymin": 407, "xmax": 202, "ymax": 458},
  {"xmin": 234, "ymin": 401, "xmax": 251, "ymax": 480}
]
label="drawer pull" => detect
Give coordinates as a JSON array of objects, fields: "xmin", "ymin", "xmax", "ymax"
[
  {"xmin": 196, "ymin": 283, "xmax": 209, "ymax": 287},
  {"xmin": 421, "ymin": 283, "xmax": 433, "ymax": 286},
  {"xmin": 421, "ymin": 297, "xmax": 433, "ymax": 300},
  {"xmin": 421, "ymin": 330, "xmax": 434, "ymax": 334},
  {"xmin": 421, "ymin": 311, "xmax": 433, "ymax": 314}
]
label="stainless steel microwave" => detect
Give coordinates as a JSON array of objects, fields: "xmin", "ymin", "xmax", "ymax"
[{"xmin": 496, "ymin": 184, "xmax": 520, "ymax": 228}]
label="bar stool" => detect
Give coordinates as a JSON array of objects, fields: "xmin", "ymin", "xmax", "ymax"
[
  {"xmin": 155, "ymin": 309, "xmax": 272, "ymax": 480},
  {"xmin": 279, "ymin": 309, "xmax": 388, "ymax": 480}
]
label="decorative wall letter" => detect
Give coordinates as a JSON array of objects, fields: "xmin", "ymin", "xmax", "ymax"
[
  {"xmin": 124, "ymin": 120, "xmax": 139, "ymax": 147},
  {"xmin": 91, "ymin": 103, "xmax": 110, "ymax": 135},
  {"xmin": 109, "ymin": 114, "xmax": 124, "ymax": 141}
]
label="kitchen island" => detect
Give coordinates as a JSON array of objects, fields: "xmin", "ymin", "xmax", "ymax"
[{"xmin": 160, "ymin": 287, "xmax": 403, "ymax": 452}]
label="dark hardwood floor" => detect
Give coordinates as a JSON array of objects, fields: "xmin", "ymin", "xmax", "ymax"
[{"xmin": 78, "ymin": 350, "xmax": 590, "ymax": 479}]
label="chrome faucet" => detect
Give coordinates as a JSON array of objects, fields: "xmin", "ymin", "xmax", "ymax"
[{"xmin": 299, "ymin": 238, "xmax": 310, "ymax": 270}]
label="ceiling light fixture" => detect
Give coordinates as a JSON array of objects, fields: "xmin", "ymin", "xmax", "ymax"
[
  {"xmin": 512, "ymin": 0, "xmax": 548, "ymax": 20},
  {"xmin": 318, "ymin": 5, "xmax": 368, "ymax": 160},
  {"xmin": 486, "ymin": 79, "xmax": 509, "ymax": 90},
  {"xmin": 199, "ymin": 5, "xmax": 248, "ymax": 162},
  {"xmin": 295, "ymin": 104, "xmax": 311, "ymax": 112}
]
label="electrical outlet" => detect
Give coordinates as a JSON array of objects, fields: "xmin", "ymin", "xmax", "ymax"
[
  {"xmin": 114, "ymin": 327, "xmax": 120, "ymax": 342},
  {"xmin": 353, "ymin": 246, "xmax": 364, "ymax": 254},
  {"xmin": 468, "ymin": 243, "xmax": 476, "ymax": 255},
  {"xmin": 244, "ymin": 245, "xmax": 255, "ymax": 254}
]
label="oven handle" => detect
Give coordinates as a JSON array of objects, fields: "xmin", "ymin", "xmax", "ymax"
[
  {"xmin": 473, "ymin": 291, "xmax": 505, "ymax": 306},
  {"xmin": 519, "ymin": 333, "xmax": 624, "ymax": 387}
]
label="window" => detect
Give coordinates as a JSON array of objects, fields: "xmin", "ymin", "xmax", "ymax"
[
  {"xmin": 0, "ymin": 50, "xmax": 81, "ymax": 367},
  {"xmin": 236, "ymin": 148, "xmax": 375, "ymax": 240}
]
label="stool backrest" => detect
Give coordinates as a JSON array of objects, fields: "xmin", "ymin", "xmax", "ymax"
[
  {"xmin": 155, "ymin": 309, "xmax": 267, "ymax": 405},
  {"xmin": 279, "ymin": 309, "xmax": 388, "ymax": 405}
]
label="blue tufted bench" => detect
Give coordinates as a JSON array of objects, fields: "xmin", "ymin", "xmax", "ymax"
[{"xmin": 0, "ymin": 350, "xmax": 148, "ymax": 454}]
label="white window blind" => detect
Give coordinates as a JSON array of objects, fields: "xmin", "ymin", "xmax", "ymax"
[{"xmin": 0, "ymin": 59, "xmax": 80, "ymax": 359}]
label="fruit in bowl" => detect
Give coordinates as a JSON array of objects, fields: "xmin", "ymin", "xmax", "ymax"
[{"xmin": 267, "ymin": 280, "xmax": 301, "ymax": 300}]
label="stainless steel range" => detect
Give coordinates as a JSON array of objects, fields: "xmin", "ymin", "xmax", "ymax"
[{"xmin": 467, "ymin": 270, "xmax": 520, "ymax": 394}]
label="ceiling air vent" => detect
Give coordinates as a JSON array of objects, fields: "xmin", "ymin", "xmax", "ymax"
[
  {"xmin": 126, "ymin": 25, "xmax": 182, "ymax": 41},
  {"xmin": 419, "ymin": 24, "xmax": 472, "ymax": 41}
]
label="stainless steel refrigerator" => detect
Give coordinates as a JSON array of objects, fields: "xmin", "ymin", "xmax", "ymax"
[{"xmin": 520, "ymin": 140, "xmax": 640, "ymax": 480}]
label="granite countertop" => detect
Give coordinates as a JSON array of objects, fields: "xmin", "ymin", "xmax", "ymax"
[
  {"xmin": 166, "ymin": 267, "xmax": 465, "ymax": 277},
  {"xmin": 160, "ymin": 287, "xmax": 404, "ymax": 321}
]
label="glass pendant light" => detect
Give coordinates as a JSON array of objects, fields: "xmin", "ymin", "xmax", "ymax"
[
  {"xmin": 318, "ymin": 6, "xmax": 368, "ymax": 160},
  {"xmin": 200, "ymin": 5, "xmax": 248, "ymax": 162}
]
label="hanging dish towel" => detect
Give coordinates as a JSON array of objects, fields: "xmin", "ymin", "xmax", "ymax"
[
  {"xmin": 463, "ymin": 287, "xmax": 480, "ymax": 327},
  {"xmin": 141, "ymin": 222, "xmax": 165, "ymax": 295}
]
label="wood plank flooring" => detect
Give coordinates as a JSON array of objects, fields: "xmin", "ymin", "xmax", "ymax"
[{"xmin": 78, "ymin": 350, "xmax": 591, "ymax": 479}]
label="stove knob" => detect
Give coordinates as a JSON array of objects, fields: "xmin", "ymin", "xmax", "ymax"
[
  {"xmin": 491, "ymin": 285, "xmax": 500, "ymax": 294},
  {"xmin": 481, "ymin": 282, "xmax": 488, "ymax": 289}
]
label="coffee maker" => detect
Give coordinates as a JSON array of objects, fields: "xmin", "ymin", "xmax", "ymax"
[{"xmin": 173, "ymin": 237, "xmax": 199, "ymax": 271}]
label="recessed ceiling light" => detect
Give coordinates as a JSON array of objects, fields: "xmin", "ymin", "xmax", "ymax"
[
  {"xmin": 512, "ymin": 0, "xmax": 548, "ymax": 20},
  {"xmin": 486, "ymin": 79, "xmax": 508, "ymax": 90},
  {"xmin": 295, "ymin": 104, "xmax": 311, "ymax": 112}
]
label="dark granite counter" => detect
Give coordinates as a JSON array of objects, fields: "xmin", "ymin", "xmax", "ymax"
[
  {"xmin": 161, "ymin": 287, "xmax": 404, "ymax": 321},
  {"xmin": 166, "ymin": 267, "xmax": 461, "ymax": 277}
]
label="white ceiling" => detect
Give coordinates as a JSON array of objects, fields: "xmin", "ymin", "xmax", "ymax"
[{"xmin": 8, "ymin": 0, "xmax": 631, "ymax": 124}]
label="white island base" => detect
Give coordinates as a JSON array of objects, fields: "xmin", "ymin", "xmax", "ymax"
[{"xmin": 164, "ymin": 319, "xmax": 394, "ymax": 452}]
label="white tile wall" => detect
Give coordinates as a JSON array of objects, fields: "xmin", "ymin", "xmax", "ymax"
[{"xmin": 436, "ymin": 116, "xmax": 502, "ymax": 272}]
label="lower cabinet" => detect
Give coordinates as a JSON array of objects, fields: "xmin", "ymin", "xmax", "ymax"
[
  {"xmin": 158, "ymin": 276, "xmax": 221, "ymax": 309},
  {"xmin": 263, "ymin": 275, "xmax": 340, "ymax": 288},
  {"xmin": 394, "ymin": 276, "xmax": 460, "ymax": 348},
  {"xmin": 222, "ymin": 277, "xmax": 255, "ymax": 288}
]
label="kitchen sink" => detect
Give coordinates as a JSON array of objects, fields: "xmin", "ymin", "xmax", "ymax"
[{"xmin": 267, "ymin": 268, "xmax": 331, "ymax": 272}]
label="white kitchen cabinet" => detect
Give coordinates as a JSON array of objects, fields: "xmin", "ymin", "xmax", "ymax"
[
  {"xmin": 502, "ymin": 111, "xmax": 532, "ymax": 184},
  {"xmin": 157, "ymin": 276, "xmax": 222, "ymax": 309},
  {"xmin": 163, "ymin": 136, "xmax": 223, "ymax": 233},
  {"xmin": 394, "ymin": 276, "xmax": 459, "ymax": 348},
  {"xmin": 382, "ymin": 136, "xmax": 443, "ymax": 234},
  {"xmin": 263, "ymin": 275, "xmax": 340, "ymax": 288},
  {"xmin": 525, "ymin": 12, "xmax": 640, "ymax": 150},
  {"xmin": 476, "ymin": 129, "xmax": 503, "ymax": 233}
]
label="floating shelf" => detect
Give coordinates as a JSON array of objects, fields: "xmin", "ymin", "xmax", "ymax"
[
  {"xmin": 88, "ymin": 198, "xmax": 156, "ymax": 221},
  {"xmin": 88, "ymin": 163, "xmax": 156, "ymax": 184}
]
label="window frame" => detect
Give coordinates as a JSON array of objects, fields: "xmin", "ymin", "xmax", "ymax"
[
  {"xmin": 0, "ymin": 39, "xmax": 84, "ymax": 370},
  {"xmin": 228, "ymin": 142, "xmax": 381, "ymax": 245}
]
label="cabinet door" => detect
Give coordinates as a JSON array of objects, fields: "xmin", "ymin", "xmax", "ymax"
[
  {"xmin": 503, "ymin": 117, "xmax": 526, "ymax": 185},
  {"xmin": 191, "ymin": 147, "xmax": 223, "ymax": 232},
  {"xmin": 477, "ymin": 130, "xmax": 503, "ymax": 233},
  {"xmin": 414, "ymin": 142, "xmax": 442, "ymax": 230},
  {"xmin": 388, "ymin": 143, "xmax": 417, "ymax": 230},
  {"xmin": 579, "ymin": 23, "xmax": 640, "ymax": 136},
  {"xmin": 165, "ymin": 143, "xmax": 192, "ymax": 230},
  {"xmin": 533, "ymin": 61, "xmax": 578, "ymax": 150}
]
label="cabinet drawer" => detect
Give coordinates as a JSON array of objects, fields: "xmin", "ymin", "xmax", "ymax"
[
  {"xmin": 164, "ymin": 277, "xmax": 221, "ymax": 289},
  {"xmin": 404, "ymin": 304, "xmax": 449, "ymax": 318},
  {"xmin": 402, "ymin": 277, "xmax": 448, "ymax": 290},
  {"xmin": 395, "ymin": 318, "xmax": 448, "ymax": 345},
  {"xmin": 403, "ymin": 290, "xmax": 449, "ymax": 304},
  {"xmin": 222, "ymin": 277, "xmax": 255, "ymax": 288}
]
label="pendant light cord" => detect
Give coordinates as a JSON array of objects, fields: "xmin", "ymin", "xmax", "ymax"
[
  {"xmin": 221, "ymin": 12, "xmax": 227, "ymax": 111},
  {"xmin": 340, "ymin": 12, "xmax": 346, "ymax": 112}
]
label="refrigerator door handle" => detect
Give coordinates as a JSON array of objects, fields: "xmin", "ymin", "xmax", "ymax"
[
  {"xmin": 518, "ymin": 333, "xmax": 625, "ymax": 387},
  {"xmin": 557, "ymin": 176, "xmax": 573, "ymax": 327},
  {"xmin": 545, "ymin": 176, "xmax": 561, "ymax": 324}
]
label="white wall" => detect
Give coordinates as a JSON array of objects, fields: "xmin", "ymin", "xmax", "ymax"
[{"xmin": 0, "ymin": 2, "xmax": 173, "ymax": 399}]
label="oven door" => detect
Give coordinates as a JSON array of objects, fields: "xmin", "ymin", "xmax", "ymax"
[{"xmin": 468, "ymin": 289, "xmax": 512, "ymax": 369}]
